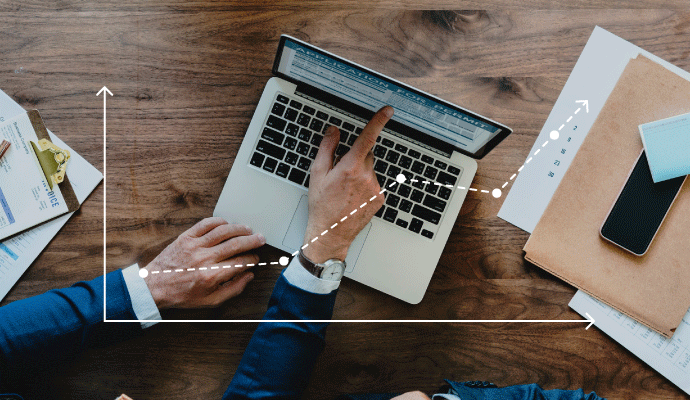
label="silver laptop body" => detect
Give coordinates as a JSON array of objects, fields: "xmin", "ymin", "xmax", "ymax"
[{"xmin": 214, "ymin": 35, "xmax": 512, "ymax": 304}]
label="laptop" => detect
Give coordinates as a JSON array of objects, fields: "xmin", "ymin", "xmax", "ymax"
[{"xmin": 214, "ymin": 35, "xmax": 512, "ymax": 304}]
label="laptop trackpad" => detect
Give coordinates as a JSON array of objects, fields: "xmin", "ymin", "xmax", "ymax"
[{"xmin": 282, "ymin": 195, "xmax": 370, "ymax": 273}]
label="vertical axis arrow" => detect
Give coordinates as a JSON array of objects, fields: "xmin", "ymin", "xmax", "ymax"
[{"xmin": 97, "ymin": 86, "xmax": 112, "ymax": 320}]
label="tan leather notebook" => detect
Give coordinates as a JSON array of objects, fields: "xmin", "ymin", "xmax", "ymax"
[{"xmin": 524, "ymin": 55, "xmax": 690, "ymax": 338}]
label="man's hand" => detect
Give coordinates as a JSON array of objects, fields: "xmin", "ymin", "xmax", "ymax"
[
  {"xmin": 142, "ymin": 217, "xmax": 265, "ymax": 310},
  {"xmin": 303, "ymin": 106, "xmax": 394, "ymax": 263}
]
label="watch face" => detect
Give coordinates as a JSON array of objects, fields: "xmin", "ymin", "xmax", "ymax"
[{"xmin": 322, "ymin": 262, "xmax": 344, "ymax": 281}]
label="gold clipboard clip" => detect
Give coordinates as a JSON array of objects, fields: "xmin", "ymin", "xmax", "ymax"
[{"xmin": 30, "ymin": 139, "xmax": 71, "ymax": 190}]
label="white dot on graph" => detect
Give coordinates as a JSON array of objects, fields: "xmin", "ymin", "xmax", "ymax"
[
  {"xmin": 396, "ymin": 173, "xmax": 407, "ymax": 183},
  {"xmin": 279, "ymin": 256, "xmax": 290, "ymax": 266},
  {"xmin": 139, "ymin": 268, "xmax": 149, "ymax": 278},
  {"xmin": 550, "ymin": 130, "xmax": 560, "ymax": 140},
  {"xmin": 492, "ymin": 188, "xmax": 502, "ymax": 198}
]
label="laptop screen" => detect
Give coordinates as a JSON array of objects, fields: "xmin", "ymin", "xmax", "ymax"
[{"xmin": 273, "ymin": 36, "xmax": 511, "ymax": 158}]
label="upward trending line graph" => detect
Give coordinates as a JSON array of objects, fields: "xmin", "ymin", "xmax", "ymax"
[{"xmin": 99, "ymin": 87, "xmax": 593, "ymax": 328}]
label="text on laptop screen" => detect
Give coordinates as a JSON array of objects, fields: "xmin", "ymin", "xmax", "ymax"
[{"xmin": 276, "ymin": 38, "xmax": 502, "ymax": 154}]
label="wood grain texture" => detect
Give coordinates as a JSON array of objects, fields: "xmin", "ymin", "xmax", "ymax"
[{"xmin": 1, "ymin": 5, "xmax": 689, "ymax": 399}]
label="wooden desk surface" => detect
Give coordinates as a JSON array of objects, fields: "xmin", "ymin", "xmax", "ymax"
[{"xmin": 1, "ymin": 4, "xmax": 689, "ymax": 399}]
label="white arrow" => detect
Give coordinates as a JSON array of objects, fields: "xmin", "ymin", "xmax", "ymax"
[
  {"xmin": 109, "ymin": 313, "xmax": 597, "ymax": 329},
  {"xmin": 576, "ymin": 99, "xmax": 589, "ymax": 113},
  {"xmin": 97, "ymin": 86, "xmax": 112, "ymax": 319}
]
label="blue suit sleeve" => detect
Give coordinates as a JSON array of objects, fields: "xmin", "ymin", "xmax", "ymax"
[
  {"xmin": 0, "ymin": 270, "xmax": 143, "ymax": 388},
  {"xmin": 223, "ymin": 271, "xmax": 338, "ymax": 400}
]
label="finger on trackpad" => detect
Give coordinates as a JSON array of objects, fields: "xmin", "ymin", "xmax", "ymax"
[{"xmin": 282, "ymin": 195, "xmax": 370, "ymax": 273}]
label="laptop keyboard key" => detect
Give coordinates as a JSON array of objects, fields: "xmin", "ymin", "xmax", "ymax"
[
  {"xmin": 385, "ymin": 179, "xmax": 397, "ymax": 193},
  {"xmin": 276, "ymin": 163, "xmax": 290, "ymax": 178},
  {"xmin": 262, "ymin": 157, "xmax": 277, "ymax": 173},
  {"xmin": 412, "ymin": 176, "xmax": 425, "ymax": 189},
  {"xmin": 310, "ymin": 134, "xmax": 323, "ymax": 146},
  {"xmin": 409, "ymin": 218, "xmax": 423, "ymax": 233},
  {"xmin": 375, "ymin": 205, "xmax": 385, "ymax": 218},
  {"xmin": 256, "ymin": 140, "xmax": 286, "ymax": 160},
  {"xmin": 335, "ymin": 144, "xmax": 349, "ymax": 156},
  {"xmin": 285, "ymin": 123, "xmax": 299, "ymax": 136},
  {"xmin": 271, "ymin": 103, "xmax": 286, "ymax": 117},
  {"xmin": 308, "ymin": 146, "xmax": 318, "ymax": 159},
  {"xmin": 303, "ymin": 105, "xmax": 315, "ymax": 115},
  {"xmin": 284, "ymin": 137, "xmax": 297, "ymax": 150},
  {"xmin": 408, "ymin": 149, "xmax": 421, "ymax": 159},
  {"xmin": 342, "ymin": 122, "xmax": 355, "ymax": 132},
  {"xmin": 266, "ymin": 115, "xmax": 287, "ymax": 131},
  {"xmin": 434, "ymin": 160, "xmax": 447, "ymax": 170},
  {"xmin": 374, "ymin": 160, "xmax": 388, "ymax": 173},
  {"xmin": 298, "ymin": 157, "xmax": 312, "ymax": 171},
  {"xmin": 412, "ymin": 204, "xmax": 441, "ymax": 225},
  {"xmin": 421, "ymin": 229, "xmax": 434, "ymax": 239},
  {"xmin": 385, "ymin": 151, "xmax": 400, "ymax": 164},
  {"xmin": 399, "ymin": 199, "xmax": 413, "ymax": 213},
  {"xmin": 288, "ymin": 168, "xmax": 306, "ymax": 185},
  {"xmin": 284, "ymin": 108, "xmax": 298, "ymax": 122},
  {"xmin": 438, "ymin": 186, "xmax": 452, "ymax": 200},
  {"xmin": 436, "ymin": 171, "xmax": 456, "ymax": 186},
  {"xmin": 250, "ymin": 152, "xmax": 264, "ymax": 167},
  {"xmin": 399, "ymin": 155, "xmax": 412, "ymax": 169},
  {"xmin": 347, "ymin": 134, "xmax": 357, "ymax": 146},
  {"xmin": 398, "ymin": 184, "xmax": 411, "ymax": 198},
  {"xmin": 374, "ymin": 144, "xmax": 387, "ymax": 158},
  {"xmin": 298, "ymin": 128, "xmax": 311, "ymax": 142},
  {"xmin": 421, "ymin": 154, "xmax": 433, "ymax": 164},
  {"xmin": 340, "ymin": 131, "xmax": 349, "ymax": 143},
  {"xmin": 261, "ymin": 127, "xmax": 284, "ymax": 145},
  {"xmin": 381, "ymin": 138, "xmax": 394, "ymax": 148},
  {"xmin": 328, "ymin": 116, "xmax": 342, "ymax": 126},
  {"xmin": 297, "ymin": 113, "xmax": 311, "ymax": 127},
  {"xmin": 424, "ymin": 166, "xmax": 438, "ymax": 180},
  {"xmin": 276, "ymin": 94, "xmax": 289, "ymax": 104},
  {"xmin": 383, "ymin": 208, "xmax": 398, "ymax": 223},
  {"xmin": 289, "ymin": 100, "xmax": 302, "ymax": 110},
  {"xmin": 376, "ymin": 173, "xmax": 386, "ymax": 187},
  {"xmin": 448, "ymin": 166, "xmax": 461, "ymax": 175},
  {"xmin": 411, "ymin": 161, "xmax": 425, "ymax": 174},
  {"xmin": 423, "ymin": 195, "xmax": 447, "ymax": 212},
  {"xmin": 304, "ymin": 174, "xmax": 310, "ymax": 188},
  {"xmin": 395, "ymin": 219, "xmax": 409, "ymax": 229},
  {"xmin": 316, "ymin": 111, "xmax": 329, "ymax": 120},
  {"xmin": 296, "ymin": 142, "xmax": 310, "ymax": 156},
  {"xmin": 395, "ymin": 144, "xmax": 408, "ymax": 153},
  {"xmin": 310, "ymin": 118, "xmax": 323, "ymax": 132},
  {"xmin": 386, "ymin": 194, "xmax": 400, "ymax": 208},
  {"xmin": 387, "ymin": 165, "xmax": 401, "ymax": 178},
  {"xmin": 425, "ymin": 184, "xmax": 438, "ymax": 195},
  {"xmin": 411, "ymin": 189, "xmax": 424, "ymax": 202},
  {"xmin": 285, "ymin": 152, "xmax": 299, "ymax": 165}
]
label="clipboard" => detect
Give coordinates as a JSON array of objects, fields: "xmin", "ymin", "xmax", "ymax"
[
  {"xmin": 26, "ymin": 110, "xmax": 79, "ymax": 212},
  {"xmin": 0, "ymin": 110, "xmax": 80, "ymax": 240}
]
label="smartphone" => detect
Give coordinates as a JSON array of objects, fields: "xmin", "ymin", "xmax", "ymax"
[{"xmin": 600, "ymin": 150, "xmax": 686, "ymax": 256}]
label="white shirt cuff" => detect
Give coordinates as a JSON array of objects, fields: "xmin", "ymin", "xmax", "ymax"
[
  {"xmin": 121, "ymin": 263, "xmax": 162, "ymax": 328},
  {"xmin": 432, "ymin": 394, "xmax": 460, "ymax": 400},
  {"xmin": 282, "ymin": 256, "xmax": 340, "ymax": 294}
]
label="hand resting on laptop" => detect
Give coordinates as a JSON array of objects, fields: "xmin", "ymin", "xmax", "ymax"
[{"xmin": 302, "ymin": 106, "xmax": 394, "ymax": 263}]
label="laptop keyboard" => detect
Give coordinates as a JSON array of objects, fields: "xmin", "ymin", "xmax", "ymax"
[{"xmin": 249, "ymin": 93, "xmax": 464, "ymax": 240}]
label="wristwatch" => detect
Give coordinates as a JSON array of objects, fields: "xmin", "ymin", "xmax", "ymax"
[{"xmin": 298, "ymin": 249, "xmax": 347, "ymax": 281}]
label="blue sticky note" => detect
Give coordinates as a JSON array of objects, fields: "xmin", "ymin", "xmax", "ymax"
[{"xmin": 639, "ymin": 112, "xmax": 690, "ymax": 183}]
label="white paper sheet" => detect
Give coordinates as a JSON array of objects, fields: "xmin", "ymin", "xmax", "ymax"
[
  {"xmin": 570, "ymin": 291, "xmax": 690, "ymax": 395},
  {"xmin": 0, "ymin": 89, "xmax": 102, "ymax": 301},
  {"xmin": 497, "ymin": 26, "xmax": 690, "ymax": 233}
]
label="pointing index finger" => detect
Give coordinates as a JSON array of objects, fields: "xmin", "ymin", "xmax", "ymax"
[{"xmin": 348, "ymin": 106, "xmax": 394, "ymax": 159}]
